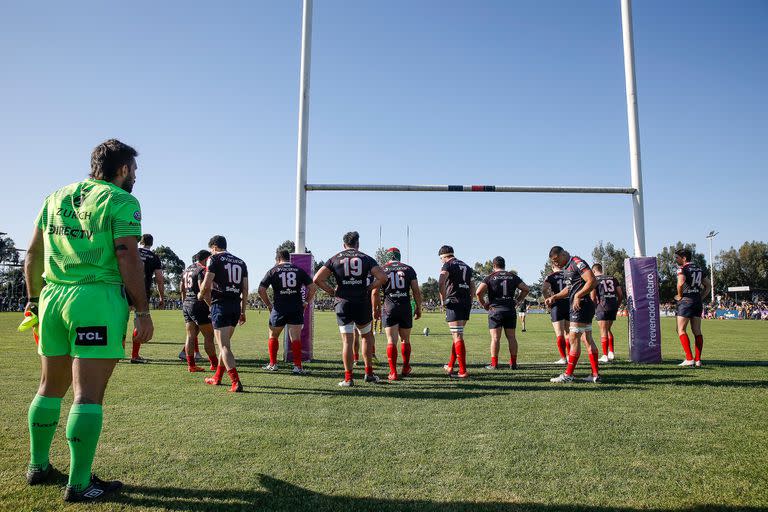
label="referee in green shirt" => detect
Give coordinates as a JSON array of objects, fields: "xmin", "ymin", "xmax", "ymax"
[{"xmin": 24, "ymin": 139, "xmax": 154, "ymax": 502}]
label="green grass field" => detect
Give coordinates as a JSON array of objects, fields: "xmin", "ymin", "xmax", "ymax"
[{"xmin": 0, "ymin": 310, "xmax": 766, "ymax": 511}]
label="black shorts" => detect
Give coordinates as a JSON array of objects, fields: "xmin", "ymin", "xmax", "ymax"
[
  {"xmin": 595, "ymin": 307, "xmax": 618, "ymax": 321},
  {"xmin": 676, "ymin": 297, "xmax": 703, "ymax": 319},
  {"xmin": 550, "ymin": 300, "xmax": 569, "ymax": 322},
  {"xmin": 210, "ymin": 300, "xmax": 241, "ymax": 328},
  {"xmin": 445, "ymin": 302, "xmax": 471, "ymax": 322},
  {"xmin": 569, "ymin": 298, "xmax": 595, "ymax": 324},
  {"xmin": 335, "ymin": 299, "xmax": 373, "ymax": 326},
  {"xmin": 383, "ymin": 304, "xmax": 413, "ymax": 329},
  {"xmin": 182, "ymin": 300, "xmax": 211, "ymax": 326},
  {"xmin": 269, "ymin": 308, "xmax": 304, "ymax": 328},
  {"xmin": 488, "ymin": 309, "xmax": 517, "ymax": 329}
]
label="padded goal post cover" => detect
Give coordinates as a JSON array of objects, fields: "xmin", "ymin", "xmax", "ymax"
[
  {"xmin": 283, "ymin": 253, "xmax": 314, "ymax": 362},
  {"xmin": 624, "ymin": 257, "xmax": 662, "ymax": 363}
]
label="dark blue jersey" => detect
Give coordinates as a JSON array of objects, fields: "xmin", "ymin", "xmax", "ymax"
[
  {"xmin": 139, "ymin": 247, "xmax": 162, "ymax": 293},
  {"xmin": 677, "ymin": 263, "xmax": 705, "ymax": 300},
  {"xmin": 563, "ymin": 256, "xmax": 592, "ymax": 305},
  {"xmin": 206, "ymin": 251, "xmax": 248, "ymax": 304},
  {"xmin": 382, "ymin": 261, "xmax": 418, "ymax": 308},
  {"xmin": 182, "ymin": 263, "xmax": 206, "ymax": 302},
  {"xmin": 441, "ymin": 258, "xmax": 473, "ymax": 305},
  {"xmin": 324, "ymin": 249, "xmax": 378, "ymax": 302},
  {"xmin": 483, "ymin": 270, "xmax": 523, "ymax": 311},
  {"xmin": 260, "ymin": 263, "xmax": 312, "ymax": 313},
  {"xmin": 595, "ymin": 275, "xmax": 620, "ymax": 311}
]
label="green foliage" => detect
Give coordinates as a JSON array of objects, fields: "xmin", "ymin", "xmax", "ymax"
[
  {"xmin": 657, "ymin": 242, "xmax": 708, "ymax": 302},
  {"xmin": 0, "ymin": 233, "xmax": 20, "ymax": 263},
  {"xmin": 374, "ymin": 247, "xmax": 390, "ymax": 266},
  {"xmin": 715, "ymin": 241, "xmax": 768, "ymax": 293},
  {"xmin": 472, "ymin": 260, "xmax": 494, "ymax": 282},
  {"xmin": 155, "ymin": 245, "xmax": 186, "ymax": 291},
  {"xmin": 591, "ymin": 241, "xmax": 629, "ymax": 284},
  {"xmin": 276, "ymin": 240, "xmax": 295, "ymax": 254},
  {"xmin": 420, "ymin": 277, "xmax": 439, "ymax": 303}
]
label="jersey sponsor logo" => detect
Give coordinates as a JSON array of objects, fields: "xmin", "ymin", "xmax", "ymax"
[
  {"xmin": 75, "ymin": 326, "xmax": 108, "ymax": 346},
  {"xmin": 56, "ymin": 207, "xmax": 91, "ymax": 220},
  {"xmin": 47, "ymin": 224, "xmax": 94, "ymax": 240},
  {"xmin": 133, "ymin": 210, "xmax": 142, "ymax": 221}
]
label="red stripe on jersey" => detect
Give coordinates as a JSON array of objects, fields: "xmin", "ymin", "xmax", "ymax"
[{"xmin": 471, "ymin": 185, "xmax": 484, "ymax": 191}]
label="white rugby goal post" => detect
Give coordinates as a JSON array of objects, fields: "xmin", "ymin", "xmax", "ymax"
[{"xmin": 293, "ymin": 0, "xmax": 647, "ymax": 258}]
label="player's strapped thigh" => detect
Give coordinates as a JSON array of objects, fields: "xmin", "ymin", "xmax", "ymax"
[
  {"xmin": 569, "ymin": 323, "xmax": 593, "ymax": 334},
  {"xmin": 38, "ymin": 282, "xmax": 129, "ymax": 359},
  {"xmin": 448, "ymin": 324, "xmax": 464, "ymax": 337}
]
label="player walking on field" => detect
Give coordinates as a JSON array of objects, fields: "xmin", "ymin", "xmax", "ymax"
[
  {"xmin": 543, "ymin": 263, "xmax": 570, "ymax": 364},
  {"xmin": 258, "ymin": 248, "xmax": 317, "ymax": 374},
  {"xmin": 545, "ymin": 246, "xmax": 601, "ymax": 383},
  {"xmin": 128, "ymin": 233, "xmax": 164, "ymax": 363},
  {"xmin": 179, "ymin": 250, "xmax": 218, "ymax": 372},
  {"xmin": 373, "ymin": 247, "xmax": 422, "ymax": 381},
  {"xmin": 314, "ymin": 231, "xmax": 387, "ymax": 386},
  {"xmin": 438, "ymin": 245, "xmax": 474, "ymax": 378},
  {"xmin": 24, "ymin": 139, "xmax": 154, "ymax": 502},
  {"xmin": 590, "ymin": 264, "xmax": 623, "ymax": 363},
  {"xmin": 674, "ymin": 248, "xmax": 710, "ymax": 367},
  {"xmin": 199, "ymin": 235, "xmax": 248, "ymax": 392},
  {"xmin": 476, "ymin": 257, "xmax": 529, "ymax": 370}
]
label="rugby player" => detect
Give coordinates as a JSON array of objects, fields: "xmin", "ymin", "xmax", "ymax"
[
  {"xmin": 674, "ymin": 248, "xmax": 710, "ymax": 367},
  {"xmin": 543, "ymin": 263, "xmax": 570, "ymax": 364},
  {"xmin": 179, "ymin": 250, "xmax": 217, "ymax": 372},
  {"xmin": 518, "ymin": 300, "xmax": 528, "ymax": 332},
  {"xmin": 476, "ymin": 257, "xmax": 529, "ymax": 370},
  {"xmin": 199, "ymin": 235, "xmax": 248, "ymax": 392},
  {"xmin": 438, "ymin": 245, "xmax": 474, "ymax": 378},
  {"xmin": 545, "ymin": 246, "xmax": 601, "ymax": 383},
  {"xmin": 24, "ymin": 139, "xmax": 153, "ymax": 501},
  {"xmin": 373, "ymin": 247, "xmax": 422, "ymax": 380},
  {"xmin": 129, "ymin": 233, "xmax": 164, "ymax": 363},
  {"xmin": 258, "ymin": 248, "xmax": 317, "ymax": 374},
  {"xmin": 590, "ymin": 264, "xmax": 623, "ymax": 363},
  {"xmin": 313, "ymin": 231, "xmax": 387, "ymax": 387}
]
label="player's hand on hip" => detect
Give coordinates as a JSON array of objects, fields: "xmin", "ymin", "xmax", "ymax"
[
  {"xmin": 133, "ymin": 316, "xmax": 154, "ymax": 344},
  {"xmin": 572, "ymin": 299, "xmax": 582, "ymax": 311}
]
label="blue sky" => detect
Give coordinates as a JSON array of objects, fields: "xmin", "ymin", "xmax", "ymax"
[{"xmin": 1, "ymin": 1, "xmax": 765, "ymax": 287}]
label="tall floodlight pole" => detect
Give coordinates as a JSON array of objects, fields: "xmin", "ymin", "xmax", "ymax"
[
  {"xmin": 294, "ymin": 0, "xmax": 313, "ymax": 254},
  {"xmin": 706, "ymin": 230, "xmax": 719, "ymax": 303},
  {"xmin": 620, "ymin": 0, "xmax": 646, "ymax": 257}
]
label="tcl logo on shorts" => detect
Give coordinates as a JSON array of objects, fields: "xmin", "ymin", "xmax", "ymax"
[{"xmin": 75, "ymin": 326, "xmax": 108, "ymax": 346}]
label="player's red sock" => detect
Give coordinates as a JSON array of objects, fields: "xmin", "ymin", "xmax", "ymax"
[
  {"xmin": 608, "ymin": 333, "xmax": 615, "ymax": 352},
  {"xmin": 268, "ymin": 337, "xmax": 279, "ymax": 366},
  {"xmin": 227, "ymin": 368, "xmax": 240, "ymax": 384},
  {"xmin": 208, "ymin": 355, "xmax": 218, "ymax": 369},
  {"xmin": 386, "ymin": 344, "xmax": 397, "ymax": 374},
  {"xmin": 345, "ymin": 370, "xmax": 353, "ymax": 382},
  {"xmin": 401, "ymin": 342, "xmax": 411, "ymax": 367},
  {"xmin": 186, "ymin": 354, "xmax": 196, "ymax": 369},
  {"xmin": 194, "ymin": 336, "xmax": 199, "ymax": 353},
  {"xmin": 679, "ymin": 333, "xmax": 693, "ymax": 360},
  {"xmin": 565, "ymin": 352, "xmax": 579, "ymax": 376},
  {"xmin": 601, "ymin": 337, "xmax": 609, "ymax": 356},
  {"xmin": 291, "ymin": 340, "xmax": 303, "ymax": 368},
  {"xmin": 131, "ymin": 340, "xmax": 140, "ymax": 359},
  {"xmin": 212, "ymin": 363, "xmax": 225, "ymax": 383},
  {"xmin": 454, "ymin": 340, "xmax": 467, "ymax": 374},
  {"xmin": 509, "ymin": 356, "xmax": 517, "ymax": 367},
  {"xmin": 694, "ymin": 335, "xmax": 704, "ymax": 361},
  {"xmin": 365, "ymin": 365, "xmax": 373, "ymax": 376},
  {"xmin": 448, "ymin": 343, "xmax": 457, "ymax": 368},
  {"xmin": 556, "ymin": 336, "xmax": 567, "ymax": 358},
  {"xmin": 588, "ymin": 351, "xmax": 600, "ymax": 376},
  {"xmin": 491, "ymin": 356, "xmax": 498, "ymax": 368}
]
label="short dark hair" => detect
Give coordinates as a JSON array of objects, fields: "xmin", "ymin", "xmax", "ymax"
[
  {"xmin": 343, "ymin": 231, "xmax": 360, "ymax": 247},
  {"xmin": 492, "ymin": 256, "xmax": 505, "ymax": 269},
  {"xmin": 193, "ymin": 249, "xmax": 211, "ymax": 263},
  {"xmin": 208, "ymin": 235, "xmax": 227, "ymax": 250},
  {"xmin": 90, "ymin": 139, "xmax": 138, "ymax": 181},
  {"xmin": 549, "ymin": 246, "xmax": 565, "ymax": 258},
  {"xmin": 276, "ymin": 249, "xmax": 291, "ymax": 262},
  {"xmin": 592, "ymin": 263, "xmax": 603, "ymax": 272},
  {"xmin": 438, "ymin": 245, "xmax": 454, "ymax": 256},
  {"xmin": 140, "ymin": 234, "xmax": 153, "ymax": 247},
  {"xmin": 675, "ymin": 248, "xmax": 692, "ymax": 262}
]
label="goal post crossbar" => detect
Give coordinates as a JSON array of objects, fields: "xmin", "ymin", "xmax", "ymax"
[{"xmin": 306, "ymin": 184, "xmax": 637, "ymax": 194}]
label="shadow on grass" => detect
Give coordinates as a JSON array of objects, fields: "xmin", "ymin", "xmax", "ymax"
[{"xmin": 111, "ymin": 474, "xmax": 761, "ymax": 512}]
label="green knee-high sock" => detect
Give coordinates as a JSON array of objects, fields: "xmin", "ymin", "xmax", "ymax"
[
  {"xmin": 28, "ymin": 394, "xmax": 62, "ymax": 471},
  {"xmin": 66, "ymin": 403, "xmax": 103, "ymax": 491}
]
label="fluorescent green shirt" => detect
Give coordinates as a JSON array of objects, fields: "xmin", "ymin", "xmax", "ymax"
[{"xmin": 35, "ymin": 179, "xmax": 142, "ymax": 285}]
